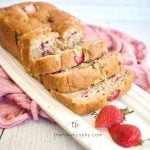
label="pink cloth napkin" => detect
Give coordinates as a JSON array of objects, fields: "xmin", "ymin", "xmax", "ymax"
[
  {"xmin": 0, "ymin": 69, "xmax": 54, "ymax": 128},
  {"xmin": 0, "ymin": 25, "xmax": 150, "ymax": 128}
]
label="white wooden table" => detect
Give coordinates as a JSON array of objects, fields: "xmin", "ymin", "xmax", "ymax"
[{"xmin": 0, "ymin": 0, "xmax": 150, "ymax": 150}]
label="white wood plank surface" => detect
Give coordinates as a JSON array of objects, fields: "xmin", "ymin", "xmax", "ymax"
[
  {"xmin": 0, "ymin": 129, "xmax": 4, "ymax": 139},
  {"xmin": 0, "ymin": 119, "xmax": 84, "ymax": 150},
  {"xmin": 0, "ymin": 0, "xmax": 150, "ymax": 150},
  {"xmin": 0, "ymin": 128, "xmax": 4, "ymax": 142}
]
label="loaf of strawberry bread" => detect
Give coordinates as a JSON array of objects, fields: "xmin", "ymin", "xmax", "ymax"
[{"xmin": 0, "ymin": 2, "xmax": 134, "ymax": 115}]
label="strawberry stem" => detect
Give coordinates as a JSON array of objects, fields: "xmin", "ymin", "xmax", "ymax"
[
  {"xmin": 139, "ymin": 138, "xmax": 150, "ymax": 145},
  {"xmin": 120, "ymin": 107, "xmax": 134, "ymax": 120},
  {"xmin": 139, "ymin": 139, "xmax": 144, "ymax": 145},
  {"xmin": 121, "ymin": 107, "xmax": 134, "ymax": 115}
]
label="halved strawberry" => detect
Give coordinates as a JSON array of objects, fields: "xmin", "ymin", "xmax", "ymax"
[
  {"xmin": 95, "ymin": 105, "xmax": 133, "ymax": 128},
  {"xmin": 109, "ymin": 124, "xmax": 142, "ymax": 147},
  {"xmin": 108, "ymin": 89, "xmax": 120, "ymax": 101},
  {"xmin": 74, "ymin": 53, "xmax": 85, "ymax": 64}
]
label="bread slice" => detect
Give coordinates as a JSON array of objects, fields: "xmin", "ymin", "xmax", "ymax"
[
  {"xmin": 42, "ymin": 52, "xmax": 123, "ymax": 93},
  {"xmin": 34, "ymin": 39, "xmax": 107, "ymax": 76},
  {"xmin": 51, "ymin": 70, "xmax": 134, "ymax": 115},
  {"xmin": 19, "ymin": 28, "xmax": 60, "ymax": 72},
  {"xmin": 19, "ymin": 35, "xmax": 107, "ymax": 75}
]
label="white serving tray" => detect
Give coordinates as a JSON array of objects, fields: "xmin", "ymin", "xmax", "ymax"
[{"xmin": 0, "ymin": 46, "xmax": 150, "ymax": 150}]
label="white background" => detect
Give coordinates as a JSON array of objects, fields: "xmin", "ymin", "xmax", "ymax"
[{"xmin": 0, "ymin": 1, "xmax": 150, "ymax": 150}]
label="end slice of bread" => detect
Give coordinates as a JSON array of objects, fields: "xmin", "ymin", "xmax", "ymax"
[
  {"xmin": 51, "ymin": 70, "xmax": 134, "ymax": 115},
  {"xmin": 42, "ymin": 52, "xmax": 123, "ymax": 93}
]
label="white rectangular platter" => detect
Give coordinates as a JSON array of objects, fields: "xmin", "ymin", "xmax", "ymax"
[{"xmin": 0, "ymin": 46, "xmax": 150, "ymax": 150}]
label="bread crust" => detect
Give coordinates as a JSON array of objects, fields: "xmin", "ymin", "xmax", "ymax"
[
  {"xmin": 11, "ymin": 1, "xmax": 84, "ymax": 39},
  {"xmin": 0, "ymin": 20, "xmax": 21, "ymax": 61},
  {"xmin": 51, "ymin": 70, "xmax": 134, "ymax": 115},
  {"xmin": 42, "ymin": 53, "xmax": 123, "ymax": 92}
]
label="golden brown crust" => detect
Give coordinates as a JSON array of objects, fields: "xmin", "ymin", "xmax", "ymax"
[
  {"xmin": 12, "ymin": 2, "xmax": 58, "ymax": 23},
  {"xmin": 30, "ymin": 5, "xmax": 85, "ymax": 40},
  {"xmin": 33, "ymin": 49, "xmax": 77, "ymax": 76},
  {"xmin": 0, "ymin": 6, "xmax": 48, "ymax": 35},
  {"xmin": 51, "ymin": 70, "xmax": 134, "ymax": 115},
  {"xmin": 60, "ymin": 49, "xmax": 77, "ymax": 70},
  {"xmin": 41, "ymin": 53, "xmax": 123, "ymax": 92},
  {"xmin": 0, "ymin": 19, "xmax": 21, "ymax": 61},
  {"xmin": 33, "ymin": 55, "xmax": 61, "ymax": 75}
]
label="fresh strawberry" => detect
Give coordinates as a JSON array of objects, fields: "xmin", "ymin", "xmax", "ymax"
[
  {"xmin": 95, "ymin": 105, "xmax": 133, "ymax": 128},
  {"xmin": 109, "ymin": 124, "xmax": 142, "ymax": 147},
  {"xmin": 108, "ymin": 89, "xmax": 120, "ymax": 101},
  {"xmin": 74, "ymin": 53, "xmax": 85, "ymax": 64}
]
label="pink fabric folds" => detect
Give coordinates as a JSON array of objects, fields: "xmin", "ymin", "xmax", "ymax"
[{"xmin": 0, "ymin": 70, "xmax": 54, "ymax": 128}]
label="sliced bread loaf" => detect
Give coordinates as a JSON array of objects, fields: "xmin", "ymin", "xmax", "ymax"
[
  {"xmin": 41, "ymin": 52, "xmax": 123, "ymax": 93},
  {"xmin": 51, "ymin": 70, "xmax": 134, "ymax": 115}
]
